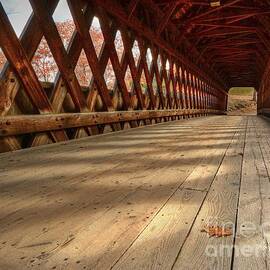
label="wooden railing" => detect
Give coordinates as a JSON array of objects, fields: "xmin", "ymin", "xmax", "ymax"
[
  {"xmin": 0, "ymin": 0, "xmax": 227, "ymax": 152},
  {"xmin": 0, "ymin": 109, "xmax": 225, "ymax": 137}
]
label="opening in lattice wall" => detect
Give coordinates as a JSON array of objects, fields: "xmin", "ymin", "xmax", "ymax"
[
  {"xmin": 124, "ymin": 65, "xmax": 133, "ymax": 92},
  {"xmin": 157, "ymin": 54, "xmax": 162, "ymax": 73},
  {"xmin": 165, "ymin": 59, "xmax": 170, "ymax": 77},
  {"xmin": 152, "ymin": 73, "xmax": 158, "ymax": 95},
  {"xmin": 170, "ymin": 81, "xmax": 174, "ymax": 97},
  {"xmin": 53, "ymin": 0, "xmax": 76, "ymax": 49},
  {"xmin": 176, "ymin": 81, "xmax": 180, "ymax": 100},
  {"xmin": 132, "ymin": 40, "xmax": 140, "ymax": 67},
  {"xmin": 140, "ymin": 70, "xmax": 147, "ymax": 94},
  {"xmin": 2, "ymin": 0, "xmax": 32, "ymax": 38},
  {"xmin": 31, "ymin": 37, "xmax": 59, "ymax": 84},
  {"xmin": 115, "ymin": 30, "xmax": 124, "ymax": 63},
  {"xmin": 104, "ymin": 59, "xmax": 116, "ymax": 91},
  {"xmin": 173, "ymin": 64, "xmax": 177, "ymax": 77},
  {"xmin": 0, "ymin": 47, "xmax": 6, "ymax": 74},
  {"xmin": 146, "ymin": 48, "xmax": 153, "ymax": 71},
  {"xmin": 90, "ymin": 17, "xmax": 104, "ymax": 57},
  {"xmin": 75, "ymin": 49, "xmax": 93, "ymax": 88},
  {"xmin": 162, "ymin": 79, "xmax": 166, "ymax": 97}
]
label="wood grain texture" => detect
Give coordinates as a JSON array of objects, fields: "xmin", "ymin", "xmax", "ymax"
[
  {"xmin": 113, "ymin": 189, "xmax": 206, "ymax": 270},
  {"xmin": 172, "ymin": 116, "xmax": 246, "ymax": 270},
  {"xmin": 0, "ymin": 109, "xmax": 221, "ymax": 136},
  {"xmin": 0, "ymin": 0, "xmax": 228, "ymax": 153},
  {"xmin": 233, "ymin": 117, "xmax": 270, "ymax": 269},
  {"xmin": 112, "ymin": 123, "xmax": 234, "ymax": 270},
  {"xmin": 1, "ymin": 116, "xmax": 270, "ymax": 270}
]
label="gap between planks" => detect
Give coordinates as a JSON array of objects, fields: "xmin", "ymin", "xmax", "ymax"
[{"xmin": 0, "ymin": 115, "xmax": 247, "ymax": 269}]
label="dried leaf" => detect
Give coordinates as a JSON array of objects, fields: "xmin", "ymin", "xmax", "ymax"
[{"xmin": 201, "ymin": 225, "xmax": 233, "ymax": 237}]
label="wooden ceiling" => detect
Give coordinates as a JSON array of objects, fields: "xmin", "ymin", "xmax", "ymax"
[{"xmin": 117, "ymin": 0, "xmax": 270, "ymax": 89}]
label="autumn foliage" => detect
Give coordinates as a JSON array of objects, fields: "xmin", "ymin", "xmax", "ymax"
[
  {"xmin": 0, "ymin": 49, "xmax": 6, "ymax": 72},
  {"xmin": 31, "ymin": 20, "xmax": 75, "ymax": 82},
  {"xmin": 0, "ymin": 18, "xmax": 144, "ymax": 92}
]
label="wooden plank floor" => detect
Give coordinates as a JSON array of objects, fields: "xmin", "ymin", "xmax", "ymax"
[{"xmin": 0, "ymin": 115, "xmax": 270, "ymax": 270}]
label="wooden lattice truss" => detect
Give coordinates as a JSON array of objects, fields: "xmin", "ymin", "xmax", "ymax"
[{"xmin": 5, "ymin": 0, "xmax": 268, "ymax": 152}]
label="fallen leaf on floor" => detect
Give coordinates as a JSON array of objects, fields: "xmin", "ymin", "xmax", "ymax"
[{"xmin": 201, "ymin": 225, "xmax": 233, "ymax": 237}]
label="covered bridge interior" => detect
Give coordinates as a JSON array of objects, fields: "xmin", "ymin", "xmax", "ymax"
[{"xmin": 1, "ymin": 0, "xmax": 270, "ymax": 269}]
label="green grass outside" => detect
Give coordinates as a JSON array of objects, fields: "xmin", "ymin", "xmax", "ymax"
[{"xmin": 229, "ymin": 87, "xmax": 255, "ymax": 96}]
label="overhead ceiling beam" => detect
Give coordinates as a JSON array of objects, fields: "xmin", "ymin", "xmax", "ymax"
[
  {"xmin": 184, "ymin": 0, "xmax": 242, "ymax": 23},
  {"xmin": 191, "ymin": 23, "xmax": 258, "ymax": 30},
  {"xmin": 139, "ymin": 0, "xmax": 227, "ymax": 87},
  {"xmin": 187, "ymin": 11, "xmax": 270, "ymax": 24},
  {"xmin": 93, "ymin": 0, "xmax": 226, "ymax": 91},
  {"xmin": 157, "ymin": 1, "xmax": 179, "ymax": 34},
  {"xmin": 194, "ymin": 28, "xmax": 257, "ymax": 38},
  {"xmin": 128, "ymin": 0, "xmax": 140, "ymax": 19}
]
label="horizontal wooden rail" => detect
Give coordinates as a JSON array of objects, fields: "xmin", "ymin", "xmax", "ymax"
[{"xmin": 0, "ymin": 109, "xmax": 224, "ymax": 137}]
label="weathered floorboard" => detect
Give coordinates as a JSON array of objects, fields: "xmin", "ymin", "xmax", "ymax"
[
  {"xmin": 233, "ymin": 117, "xmax": 270, "ymax": 269},
  {"xmin": 172, "ymin": 116, "xmax": 246, "ymax": 270},
  {"xmin": 0, "ymin": 115, "xmax": 269, "ymax": 270}
]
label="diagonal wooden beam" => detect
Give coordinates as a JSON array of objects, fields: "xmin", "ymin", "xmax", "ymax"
[
  {"xmin": 0, "ymin": 0, "xmax": 59, "ymax": 116},
  {"xmin": 94, "ymin": 4, "xmax": 136, "ymax": 110},
  {"xmin": 0, "ymin": 0, "xmax": 60, "ymax": 150},
  {"xmin": 0, "ymin": 6, "xmax": 52, "ymax": 113},
  {"xmin": 95, "ymin": 0, "xmax": 226, "ymax": 93},
  {"xmin": 152, "ymin": 48, "xmax": 167, "ymax": 108},
  {"xmin": 0, "ymin": 2, "xmax": 67, "ymax": 142},
  {"xmin": 29, "ymin": 0, "xmax": 90, "ymax": 112},
  {"xmin": 67, "ymin": 1, "xmax": 124, "ymax": 131},
  {"xmin": 32, "ymin": 7, "xmax": 100, "ymax": 146},
  {"xmin": 119, "ymin": 25, "xmax": 147, "ymax": 109},
  {"xmin": 136, "ymin": 37, "xmax": 156, "ymax": 109},
  {"xmin": 64, "ymin": 0, "xmax": 114, "ymax": 111}
]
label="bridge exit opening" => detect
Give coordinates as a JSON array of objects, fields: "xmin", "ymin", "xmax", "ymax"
[{"xmin": 227, "ymin": 87, "xmax": 257, "ymax": 116}]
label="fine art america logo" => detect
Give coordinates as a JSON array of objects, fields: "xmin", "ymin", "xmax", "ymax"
[{"xmin": 203, "ymin": 217, "xmax": 270, "ymax": 258}]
